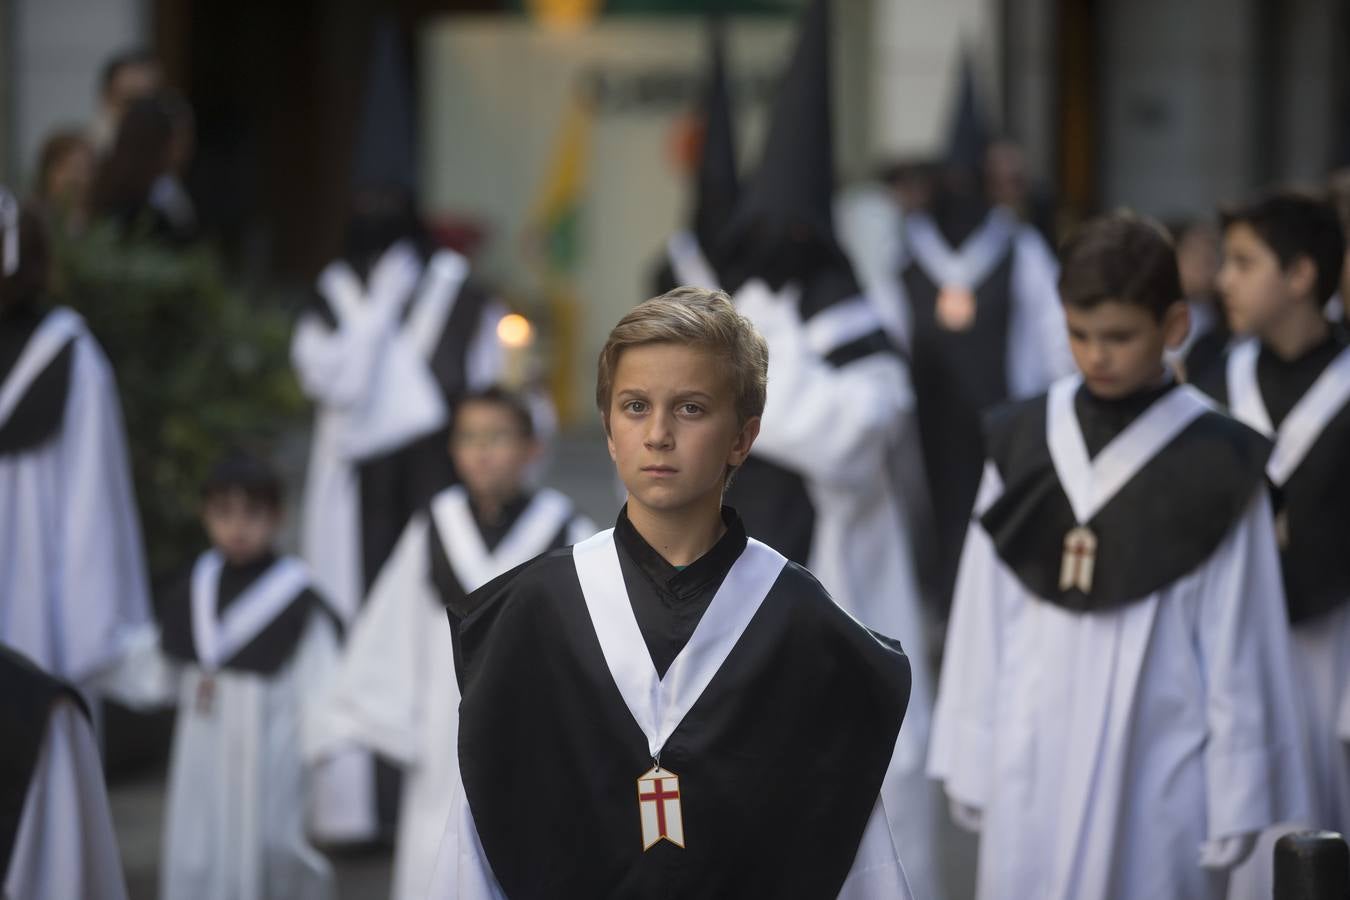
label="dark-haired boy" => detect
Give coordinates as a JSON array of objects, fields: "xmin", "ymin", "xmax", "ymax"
[
  {"xmin": 431, "ymin": 288, "xmax": 914, "ymax": 899},
  {"xmin": 149, "ymin": 452, "xmax": 341, "ymax": 900},
  {"xmin": 317, "ymin": 387, "xmax": 594, "ymax": 900},
  {"xmin": 929, "ymin": 213, "xmax": 1308, "ymax": 900},
  {"xmin": 1195, "ymin": 191, "xmax": 1350, "ymax": 836}
]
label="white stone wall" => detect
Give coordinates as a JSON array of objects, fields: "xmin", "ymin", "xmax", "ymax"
[
  {"xmin": 868, "ymin": 0, "xmax": 1002, "ymax": 162},
  {"xmin": 9, "ymin": 0, "xmax": 146, "ymax": 186}
]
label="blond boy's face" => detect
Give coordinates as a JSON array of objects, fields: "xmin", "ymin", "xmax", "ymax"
[{"xmin": 606, "ymin": 342, "xmax": 758, "ymax": 521}]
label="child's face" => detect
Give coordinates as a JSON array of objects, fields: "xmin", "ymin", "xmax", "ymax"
[
  {"xmin": 1176, "ymin": 225, "xmax": 1220, "ymax": 300},
  {"xmin": 1217, "ymin": 223, "xmax": 1316, "ymax": 336},
  {"xmin": 1064, "ymin": 299, "xmax": 1188, "ymax": 399},
  {"xmin": 202, "ymin": 490, "xmax": 280, "ymax": 566},
  {"xmin": 451, "ymin": 401, "xmax": 539, "ymax": 506},
  {"xmin": 605, "ymin": 342, "xmax": 758, "ymax": 520}
]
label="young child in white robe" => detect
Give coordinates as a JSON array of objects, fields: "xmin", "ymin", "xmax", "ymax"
[
  {"xmin": 149, "ymin": 453, "xmax": 341, "ymax": 900},
  {"xmin": 929, "ymin": 213, "xmax": 1310, "ymax": 900},
  {"xmin": 1195, "ymin": 192, "xmax": 1350, "ymax": 898},
  {"xmin": 315, "ymin": 386, "xmax": 593, "ymax": 900},
  {"xmin": 0, "ymin": 646, "xmax": 129, "ymax": 900}
]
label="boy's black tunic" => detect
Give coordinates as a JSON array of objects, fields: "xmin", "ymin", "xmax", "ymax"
[
  {"xmin": 448, "ymin": 508, "xmax": 911, "ymax": 899},
  {"xmin": 1195, "ymin": 334, "xmax": 1350, "ymax": 623}
]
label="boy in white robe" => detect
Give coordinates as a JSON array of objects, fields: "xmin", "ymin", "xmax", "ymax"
[
  {"xmin": 316, "ymin": 387, "xmax": 593, "ymax": 900},
  {"xmin": 0, "ymin": 191, "xmax": 154, "ymax": 701},
  {"xmin": 0, "ymin": 646, "xmax": 129, "ymax": 900},
  {"xmin": 1194, "ymin": 192, "xmax": 1350, "ymax": 897},
  {"xmin": 929, "ymin": 213, "xmax": 1310, "ymax": 900},
  {"xmin": 430, "ymin": 288, "xmax": 914, "ymax": 899},
  {"xmin": 143, "ymin": 453, "xmax": 341, "ymax": 900}
]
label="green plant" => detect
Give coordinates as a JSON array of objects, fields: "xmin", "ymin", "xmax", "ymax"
[{"xmin": 50, "ymin": 217, "xmax": 304, "ymax": 576}]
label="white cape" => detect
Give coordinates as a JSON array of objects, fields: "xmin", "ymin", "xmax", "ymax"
[
  {"xmin": 315, "ymin": 488, "xmax": 592, "ymax": 900},
  {"xmin": 4, "ymin": 698, "xmax": 129, "ymax": 900},
  {"xmin": 0, "ymin": 308, "xmax": 154, "ymax": 696},
  {"xmin": 930, "ymin": 465, "xmax": 1311, "ymax": 900}
]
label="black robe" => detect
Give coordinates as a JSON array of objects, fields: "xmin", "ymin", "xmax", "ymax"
[
  {"xmin": 904, "ymin": 245, "xmax": 1015, "ymax": 606},
  {"xmin": 0, "ymin": 647, "xmax": 89, "ymax": 879},
  {"xmin": 448, "ymin": 507, "xmax": 911, "ymax": 899}
]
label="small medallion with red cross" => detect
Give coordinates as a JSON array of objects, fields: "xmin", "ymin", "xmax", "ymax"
[{"xmin": 637, "ymin": 765, "xmax": 685, "ymax": 851}]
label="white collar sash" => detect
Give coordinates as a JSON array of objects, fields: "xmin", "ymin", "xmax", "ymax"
[
  {"xmin": 190, "ymin": 552, "xmax": 312, "ymax": 672},
  {"xmin": 431, "ymin": 486, "xmax": 574, "ymax": 592},
  {"xmin": 904, "ymin": 208, "xmax": 1015, "ymax": 290},
  {"xmin": 1047, "ymin": 375, "xmax": 1213, "ymax": 524},
  {"xmin": 0, "ymin": 308, "xmax": 83, "ymax": 429},
  {"xmin": 317, "ymin": 240, "xmax": 423, "ymax": 329},
  {"xmin": 1227, "ymin": 339, "xmax": 1350, "ymax": 486},
  {"xmin": 571, "ymin": 529, "xmax": 787, "ymax": 758}
]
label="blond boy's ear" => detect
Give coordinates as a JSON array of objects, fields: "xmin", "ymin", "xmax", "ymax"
[{"xmin": 728, "ymin": 416, "xmax": 761, "ymax": 467}]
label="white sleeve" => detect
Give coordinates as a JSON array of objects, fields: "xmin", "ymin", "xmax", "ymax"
[
  {"xmin": 835, "ymin": 796, "xmax": 914, "ymax": 899},
  {"xmin": 1198, "ymin": 489, "xmax": 1315, "ymax": 838},
  {"xmin": 927, "ymin": 463, "xmax": 1007, "ymax": 809},
  {"xmin": 57, "ymin": 334, "xmax": 153, "ymax": 689},
  {"xmin": 309, "ymin": 517, "xmax": 433, "ymax": 766},
  {"xmin": 427, "ymin": 768, "xmax": 507, "ymax": 899},
  {"xmin": 1006, "ymin": 227, "xmax": 1073, "ymax": 398},
  {"xmin": 737, "ymin": 285, "xmax": 908, "ymax": 489},
  {"xmin": 465, "ymin": 300, "xmax": 507, "ymax": 392},
  {"xmin": 86, "ymin": 626, "xmax": 180, "ymax": 710},
  {"xmin": 3, "ymin": 701, "xmax": 129, "ymax": 900},
  {"xmin": 290, "ymin": 311, "xmax": 392, "ymax": 410}
]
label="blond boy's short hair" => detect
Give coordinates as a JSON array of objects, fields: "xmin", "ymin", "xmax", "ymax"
[{"xmin": 595, "ymin": 286, "xmax": 769, "ymax": 428}]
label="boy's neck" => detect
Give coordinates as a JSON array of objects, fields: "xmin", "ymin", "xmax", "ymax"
[
  {"xmin": 626, "ymin": 497, "xmax": 727, "ymax": 568},
  {"xmin": 469, "ymin": 486, "xmax": 525, "ymax": 525},
  {"xmin": 1261, "ymin": 301, "xmax": 1330, "ymax": 362}
]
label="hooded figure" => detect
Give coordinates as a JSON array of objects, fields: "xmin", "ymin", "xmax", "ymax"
[
  {"xmin": 291, "ymin": 17, "xmax": 505, "ymax": 846},
  {"xmin": 699, "ymin": 2, "xmax": 943, "ymax": 896},
  {"xmin": 889, "ymin": 51, "xmax": 1071, "ymax": 615},
  {"xmin": 653, "ymin": 17, "xmax": 741, "ymax": 293}
]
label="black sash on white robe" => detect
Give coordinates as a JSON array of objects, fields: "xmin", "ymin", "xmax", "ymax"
[
  {"xmin": 1212, "ymin": 341, "xmax": 1350, "ymax": 623},
  {"xmin": 0, "ymin": 307, "xmax": 81, "ymax": 455},
  {"xmin": 158, "ymin": 552, "xmax": 338, "ymax": 675},
  {"xmin": 452, "ymin": 530, "xmax": 910, "ymax": 899},
  {"xmin": 0, "ymin": 646, "xmax": 88, "ymax": 879},
  {"xmin": 981, "ymin": 377, "xmax": 1269, "ymax": 610}
]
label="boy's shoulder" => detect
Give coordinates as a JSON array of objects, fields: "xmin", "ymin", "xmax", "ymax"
[
  {"xmin": 981, "ymin": 391, "xmax": 1052, "ymax": 482},
  {"xmin": 774, "ymin": 558, "xmax": 909, "ymax": 660},
  {"xmin": 450, "ymin": 545, "xmax": 578, "ymax": 622}
]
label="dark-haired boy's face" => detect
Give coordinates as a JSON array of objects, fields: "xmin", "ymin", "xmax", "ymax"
[
  {"xmin": 606, "ymin": 342, "xmax": 758, "ymax": 522},
  {"xmin": 450, "ymin": 401, "xmax": 539, "ymax": 508},
  {"xmin": 1064, "ymin": 300, "xmax": 1187, "ymax": 399},
  {"xmin": 202, "ymin": 489, "xmax": 279, "ymax": 566},
  {"xmin": 1218, "ymin": 223, "xmax": 1316, "ymax": 337}
]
